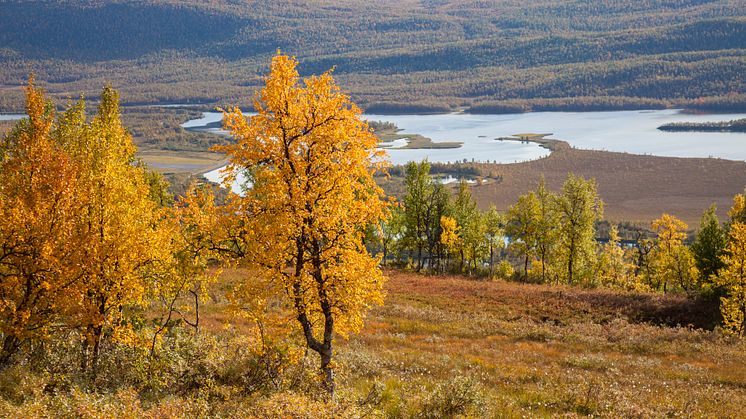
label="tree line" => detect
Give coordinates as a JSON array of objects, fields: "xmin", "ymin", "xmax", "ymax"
[
  {"xmin": 659, "ymin": 118, "xmax": 746, "ymax": 133},
  {"xmin": 372, "ymin": 160, "xmax": 746, "ymax": 335},
  {"xmin": 1, "ymin": 1, "xmax": 745, "ymax": 114}
]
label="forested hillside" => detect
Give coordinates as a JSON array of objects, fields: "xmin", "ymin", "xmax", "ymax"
[{"xmin": 0, "ymin": 0, "xmax": 745, "ymax": 112}]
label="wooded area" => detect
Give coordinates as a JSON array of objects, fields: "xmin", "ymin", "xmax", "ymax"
[{"xmin": 0, "ymin": 0, "xmax": 744, "ymax": 113}]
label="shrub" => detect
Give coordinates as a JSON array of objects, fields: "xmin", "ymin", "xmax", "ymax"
[
  {"xmin": 494, "ymin": 260, "xmax": 515, "ymax": 280},
  {"xmin": 417, "ymin": 375, "xmax": 486, "ymax": 418}
]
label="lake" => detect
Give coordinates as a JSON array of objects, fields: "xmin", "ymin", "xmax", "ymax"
[
  {"xmin": 0, "ymin": 114, "xmax": 25, "ymax": 121},
  {"xmin": 186, "ymin": 109, "xmax": 746, "ymax": 166},
  {"xmin": 191, "ymin": 109, "xmax": 746, "ymax": 190},
  {"xmin": 10, "ymin": 109, "xmax": 746, "ymax": 191}
]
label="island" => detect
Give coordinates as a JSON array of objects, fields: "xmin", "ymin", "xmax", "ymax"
[
  {"xmin": 658, "ymin": 118, "xmax": 746, "ymax": 133},
  {"xmin": 495, "ymin": 133, "xmax": 570, "ymax": 152},
  {"xmin": 368, "ymin": 120, "xmax": 462, "ymax": 149}
]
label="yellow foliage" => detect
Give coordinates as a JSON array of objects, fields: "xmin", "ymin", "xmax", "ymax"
[
  {"xmin": 439, "ymin": 216, "xmax": 460, "ymax": 250},
  {"xmin": 0, "ymin": 78, "xmax": 83, "ymax": 361},
  {"xmin": 495, "ymin": 260, "xmax": 515, "ymax": 280},
  {"xmin": 717, "ymin": 222, "xmax": 746, "ymax": 336},
  {"xmin": 649, "ymin": 214, "xmax": 699, "ymax": 293},
  {"xmin": 216, "ymin": 54, "xmax": 388, "ymax": 392},
  {"xmin": 0, "ymin": 78, "xmax": 176, "ymax": 370},
  {"xmin": 596, "ymin": 226, "xmax": 641, "ymax": 290},
  {"xmin": 57, "ymin": 85, "xmax": 172, "ymax": 368},
  {"xmin": 729, "ymin": 194, "xmax": 745, "ymax": 222}
]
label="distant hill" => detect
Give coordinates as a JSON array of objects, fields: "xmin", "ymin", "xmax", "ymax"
[{"xmin": 0, "ymin": 0, "xmax": 744, "ymax": 112}]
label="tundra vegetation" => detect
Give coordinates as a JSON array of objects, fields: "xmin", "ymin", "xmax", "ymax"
[{"xmin": 1, "ymin": 57, "xmax": 746, "ymax": 417}]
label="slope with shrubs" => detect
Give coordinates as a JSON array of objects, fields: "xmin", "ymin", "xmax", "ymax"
[{"xmin": 1, "ymin": 269, "xmax": 743, "ymax": 417}]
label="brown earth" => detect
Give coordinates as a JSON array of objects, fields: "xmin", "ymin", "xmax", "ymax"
[{"xmin": 469, "ymin": 141, "xmax": 746, "ymax": 225}]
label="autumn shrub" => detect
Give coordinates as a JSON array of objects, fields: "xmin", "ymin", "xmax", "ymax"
[
  {"xmin": 0, "ymin": 365, "xmax": 47, "ymax": 405},
  {"xmin": 247, "ymin": 391, "xmax": 361, "ymax": 418},
  {"xmin": 494, "ymin": 260, "xmax": 515, "ymax": 280},
  {"xmin": 416, "ymin": 375, "xmax": 487, "ymax": 418},
  {"xmin": 0, "ymin": 326, "xmax": 329, "ymax": 415},
  {"xmin": 353, "ymin": 379, "xmax": 409, "ymax": 417}
]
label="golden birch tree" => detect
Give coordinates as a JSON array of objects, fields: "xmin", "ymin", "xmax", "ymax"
[
  {"xmin": 650, "ymin": 214, "xmax": 699, "ymax": 294},
  {"xmin": 217, "ymin": 54, "xmax": 388, "ymax": 396},
  {"xmin": 717, "ymin": 222, "xmax": 746, "ymax": 336},
  {"xmin": 61, "ymin": 87, "xmax": 170, "ymax": 374},
  {"xmin": 506, "ymin": 191, "xmax": 541, "ymax": 281},
  {"xmin": 440, "ymin": 215, "xmax": 460, "ymax": 272},
  {"xmin": 0, "ymin": 79, "xmax": 83, "ymax": 368},
  {"xmin": 554, "ymin": 174, "xmax": 603, "ymax": 285},
  {"xmin": 597, "ymin": 226, "xmax": 634, "ymax": 289}
]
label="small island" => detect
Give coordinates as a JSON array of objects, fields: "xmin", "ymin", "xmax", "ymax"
[
  {"xmin": 184, "ymin": 120, "xmax": 225, "ymax": 133},
  {"xmin": 496, "ymin": 133, "xmax": 570, "ymax": 152},
  {"xmin": 658, "ymin": 118, "xmax": 746, "ymax": 133},
  {"xmin": 368, "ymin": 120, "xmax": 462, "ymax": 149}
]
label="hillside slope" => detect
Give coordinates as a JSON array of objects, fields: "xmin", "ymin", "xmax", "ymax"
[{"xmin": 0, "ymin": 0, "xmax": 744, "ymax": 112}]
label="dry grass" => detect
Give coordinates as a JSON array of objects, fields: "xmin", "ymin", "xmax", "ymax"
[
  {"xmin": 138, "ymin": 150, "xmax": 226, "ymax": 175},
  {"xmin": 334, "ymin": 270, "xmax": 746, "ymax": 417}
]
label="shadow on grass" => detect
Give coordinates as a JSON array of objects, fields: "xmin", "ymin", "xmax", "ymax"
[{"xmin": 569, "ymin": 290, "xmax": 721, "ymax": 330}]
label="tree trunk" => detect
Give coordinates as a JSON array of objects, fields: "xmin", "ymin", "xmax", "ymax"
[
  {"xmin": 192, "ymin": 289, "xmax": 200, "ymax": 334},
  {"xmin": 292, "ymin": 235, "xmax": 337, "ymax": 398},
  {"xmin": 541, "ymin": 252, "xmax": 547, "ymax": 284},
  {"xmin": 489, "ymin": 245, "xmax": 494, "ymax": 277},
  {"xmin": 0, "ymin": 335, "xmax": 20, "ymax": 370},
  {"xmin": 568, "ymin": 240, "xmax": 575, "ymax": 285},
  {"xmin": 89, "ymin": 324, "xmax": 103, "ymax": 380},
  {"xmin": 320, "ymin": 344, "xmax": 334, "ymax": 396}
]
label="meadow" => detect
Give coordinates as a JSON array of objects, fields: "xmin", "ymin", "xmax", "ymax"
[
  {"xmin": 338, "ymin": 270, "xmax": 744, "ymax": 417},
  {"xmin": 2, "ymin": 268, "xmax": 742, "ymax": 417}
]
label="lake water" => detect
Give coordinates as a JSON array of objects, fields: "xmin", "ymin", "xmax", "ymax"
[
  {"xmin": 11, "ymin": 109, "xmax": 746, "ymax": 191},
  {"xmin": 191, "ymin": 109, "xmax": 746, "ymax": 191},
  {"xmin": 186, "ymin": 110, "xmax": 746, "ymax": 169},
  {"xmin": 0, "ymin": 114, "xmax": 25, "ymax": 121}
]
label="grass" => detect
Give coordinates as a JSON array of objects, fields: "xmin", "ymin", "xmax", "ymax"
[
  {"xmin": 334, "ymin": 270, "xmax": 746, "ymax": 417},
  {"xmin": 138, "ymin": 150, "xmax": 226, "ymax": 175},
  {"xmin": 1, "ymin": 268, "xmax": 744, "ymax": 417},
  {"xmin": 464, "ymin": 146, "xmax": 746, "ymax": 226},
  {"xmin": 496, "ymin": 135, "xmax": 570, "ymax": 152}
]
